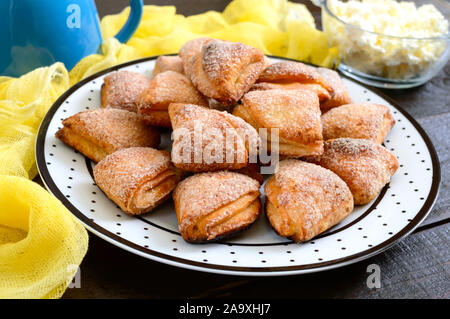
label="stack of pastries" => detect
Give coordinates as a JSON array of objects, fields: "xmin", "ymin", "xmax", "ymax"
[{"xmin": 56, "ymin": 38, "xmax": 398, "ymax": 244}]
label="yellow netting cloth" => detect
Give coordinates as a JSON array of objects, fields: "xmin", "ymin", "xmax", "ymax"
[
  {"xmin": 0, "ymin": 63, "xmax": 89, "ymax": 299},
  {"xmin": 0, "ymin": 0, "xmax": 337, "ymax": 299},
  {"xmin": 0, "ymin": 176, "xmax": 88, "ymax": 299}
]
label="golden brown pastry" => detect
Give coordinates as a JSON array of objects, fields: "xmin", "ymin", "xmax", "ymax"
[
  {"xmin": 55, "ymin": 108, "xmax": 160, "ymax": 163},
  {"xmin": 101, "ymin": 70, "xmax": 151, "ymax": 113},
  {"xmin": 190, "ymin": 39, "xmax": 265, "ymax": 105},
  {"xmin": 234, "ymin": 89, "xmax": 323, "ymax": 157},
  {"xmin": 94, "ymin": 147, "xmax": 180, "ymax": 215},
  {"xmin": 321, "ymin": 103, "xmax": 395, "ymax": 144},
  {"xmin": 305, "ymin": 138, "xmax": 399, "ymax": 205},
  {"xmin": 178, "ymin": 37, "xmax": 212, "ymax": 78},
  {"xmin": 169, "ymin": 103, "xmax": 260, "ymax": 172},
  {"xmin": 152, "ymin": 55, "xmax": 184, "ymax": 77},
  {"xmin": 256, "ymin": 61, "xmax": 333, "ymax": 102},
  {"xmin": 173, "ymin": 171, "xmax": 261, "ymax": 242},
  {"xmin": 316, "ymin": 67, "xmax": 352, "ymax": 112},
  {"xmin": 251, "ymin": 82, "xmax": 331, "ymax": 102},
  {"xmin": 137, "ymin": 71, "xmax": 208, "ymax": 127},
  {"xmin": 264, "ymin": 159, "xmax": 354, "ymax": 243}
]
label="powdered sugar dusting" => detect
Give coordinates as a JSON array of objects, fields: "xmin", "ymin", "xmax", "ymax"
[
  {"xmin": 173, "ymin": 171, "xmax": 260, "ymax": 231},
  {"xmin": 241, "ymin": 89, "xmax": 322, "ymax": 144},
  {"xmin": 201, "ymin": 40, "xmax": 261, "ymax": 83},
  {"xmin": 306, "ymin": 138, "xmax": 399, "ymax": 204},
  {"xmin": 190, "ymin": 39, "xmax": 264, "ymax": 103},
  {"xmin": 325, "ymin": 138, "xmax": 376, "ymax": 156},
  {"xmin": 321, "ymin": 103, "xmax": 394, "ymax": 142},
  {"xmin": 94, "ymin": 147, "xmax": 172, "ymax": 209},
  {"xmin": 153, "ymin": 56, "xmax": 184, "ymax": 77},
  {"xmin": 169, "ymin": 103, "xmax": 250, "ymax": 170},
  {"xmin": 222, "ymin": 112, "xmax": 260, "ymax": 159},
  {"xmin": 316, "ymin": 67, "xmax": 352, "ymax": 110},
  {"xmin": 265, "ymin": 159, "xmax": 353, "ymax": 241},
  {"xmin": 60, "ymin": 108, "xmax": 160, "ymax": 154},
  {"xmin": 273, "ymin": 160, "xmax": 350, "ymax": 204},
  {"xmin": 179, "ymin": 37, "xmax": 212, "ymax": 77},
  {"xmin": 139, "ymin": 71, "xmax": 208, "ymax": 112},
  {"xmin": 102, "ymin": 70, "xmax": 150, "ymax": 113},
  {"xmin": 258, "ymin": 61, "xmax": 332, "ymax": 93}
]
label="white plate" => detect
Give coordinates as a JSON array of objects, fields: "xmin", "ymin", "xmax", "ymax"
[{"xmin": 36, "ymin": 56, "xmax": 440, "ymax": 276}]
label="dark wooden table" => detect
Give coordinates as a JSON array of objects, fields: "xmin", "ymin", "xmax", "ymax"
[{"xmin": 61, "ymin": 0, "xmax": 450, "ymax": 298}]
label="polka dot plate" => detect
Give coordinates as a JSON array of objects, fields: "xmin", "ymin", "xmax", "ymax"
[{"xmin": 36, "ymin": 56, "xmax": 440, "ymax": 276}]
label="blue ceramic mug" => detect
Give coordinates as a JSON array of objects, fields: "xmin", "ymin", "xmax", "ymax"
[{"xmin": 0, "ymin": 0, "xmax": 143, "ymax": 77}]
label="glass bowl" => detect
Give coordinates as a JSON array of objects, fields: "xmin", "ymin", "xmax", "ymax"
[{"xmin": 320, "ymin": 0, "xmax": 450, "ymax": 88}]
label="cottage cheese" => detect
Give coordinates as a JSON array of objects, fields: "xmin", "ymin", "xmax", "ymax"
[{"xmin": 322, "ymin": 0, "xmax": 449, "ymax": 79}]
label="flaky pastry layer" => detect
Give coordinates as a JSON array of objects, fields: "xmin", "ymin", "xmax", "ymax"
[
  {"xmin": 316, "ymin": 67, "xmax": 352, "ymax": 112},
  {"xmin": 153, "ymin": 56, "xmax": 184, "ymax": 78},
  {"xmin": 251, "ymin": 82, "xmax": 331, "ymax": 102},
  {"xmin": 321, "ymin": 103, "xmax": 395, "ymax": 144},
  {"xmin": 169, "ymin": 103, "xmax": 259, "ymax": 172},
  {"xmin": 305, "ymin": 138, "xmax": 399, "ymax": 205},
  {"xmin": 257, "ymin": 61, "xmax": 333, "ymax": 92},
  {"xmin": 101, "ymin": 70, "xmax": 151, "ymax": 113},
  {"xmin": 137, "ymin": 71, "xmax": 208, "ymax": 127},
  {"xmin": 173, "ymin": 171, "xmax": 261, "ymax": 242},
  {"xmin": 55, "ymin": 108, "xmax": 160, "ymax": 162},
  {"xmin": 190, "ymin": 40, "xmax": 265, "ymax": 105},
  {"xmin": 93, "ymin": 147, "xmax": 179, "ymax": 215},
  {"xmin": 179, "ymin": 37, "xmax": 213, "ymax": 78},
  {"xmin": 264, "ymin": 159, "xmax": 354, "ymax": 242},
  {"xmin": 235, "ymin": 89, "xmax": 324, "ymax": 157}
]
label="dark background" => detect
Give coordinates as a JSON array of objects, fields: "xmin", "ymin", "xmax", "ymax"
[{"xmin": 61, "ymin": 0, "xmax": 450, "ymax": 298}]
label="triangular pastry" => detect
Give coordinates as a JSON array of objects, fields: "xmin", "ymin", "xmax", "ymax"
[
  {"xmin": 190, "ymin": 39, "xmax": 265, "ymax": 105},
  {"xmin": 101, "ymin": 70, "xmax": 150, "ymax": 113},
  {"xmin": 169, "ymin": 103, "xmax": 260, "ymax": 172},
  {"xmin": 305, "ymin": 138, "xmax": 399, "ymax": 205},
  {"xmin": 321, "ymin": 103, "xmax": 395, "ymax": 143},
  {"xmin": 137, "ymin": 70, "xmax": 208, "ymax": 127},
  {"xmin": 264, "ymin": 159, "xmax": 354, "ymax": 242},
  {"xmin": 94, "ymin": 147, "xmax": 180, "ymax": 215},
  {"xmin": 173, "ymin": 171, "xmax": 261, "ymax": 242},
  {"xmin": 56, "ymin": 108, "xmax": 160, "ymax": 163},
  {"xmin": 178, "ymin": 37, "xmax": 213, "ymax": 78},
  {"xmin": 234, "ymin": 89, "xmax": 323, "ymax": 157}
]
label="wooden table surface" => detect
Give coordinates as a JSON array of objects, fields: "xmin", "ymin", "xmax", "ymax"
[{"xmin": 61, "ymin": 0, "xmax": 450, "ymax": 299}]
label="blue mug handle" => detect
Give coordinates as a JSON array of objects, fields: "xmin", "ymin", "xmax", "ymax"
[{"xmin": 114, "ymin": 0, "xmax": 144, "ymax": 43}]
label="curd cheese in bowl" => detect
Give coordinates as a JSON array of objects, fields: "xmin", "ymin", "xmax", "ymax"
[{"xmin": 320, "ymin": 0, "xmax": 450, "ymax": 88}]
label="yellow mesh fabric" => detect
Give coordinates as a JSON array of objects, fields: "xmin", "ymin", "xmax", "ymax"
[
  {"xmin": 0, "ymin": 176, "xmax": 89, "ymax": 299},
  {"xmin": 0, "ymin": 0, "xmax": 336, "ymax": 298},
  {"xmin": 0, "ymin": 64, "xmax": 89, "ymax": 299},
  {"xmin": 0, "ymin": 63, "xmax": 69, "ymax": 179}
]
